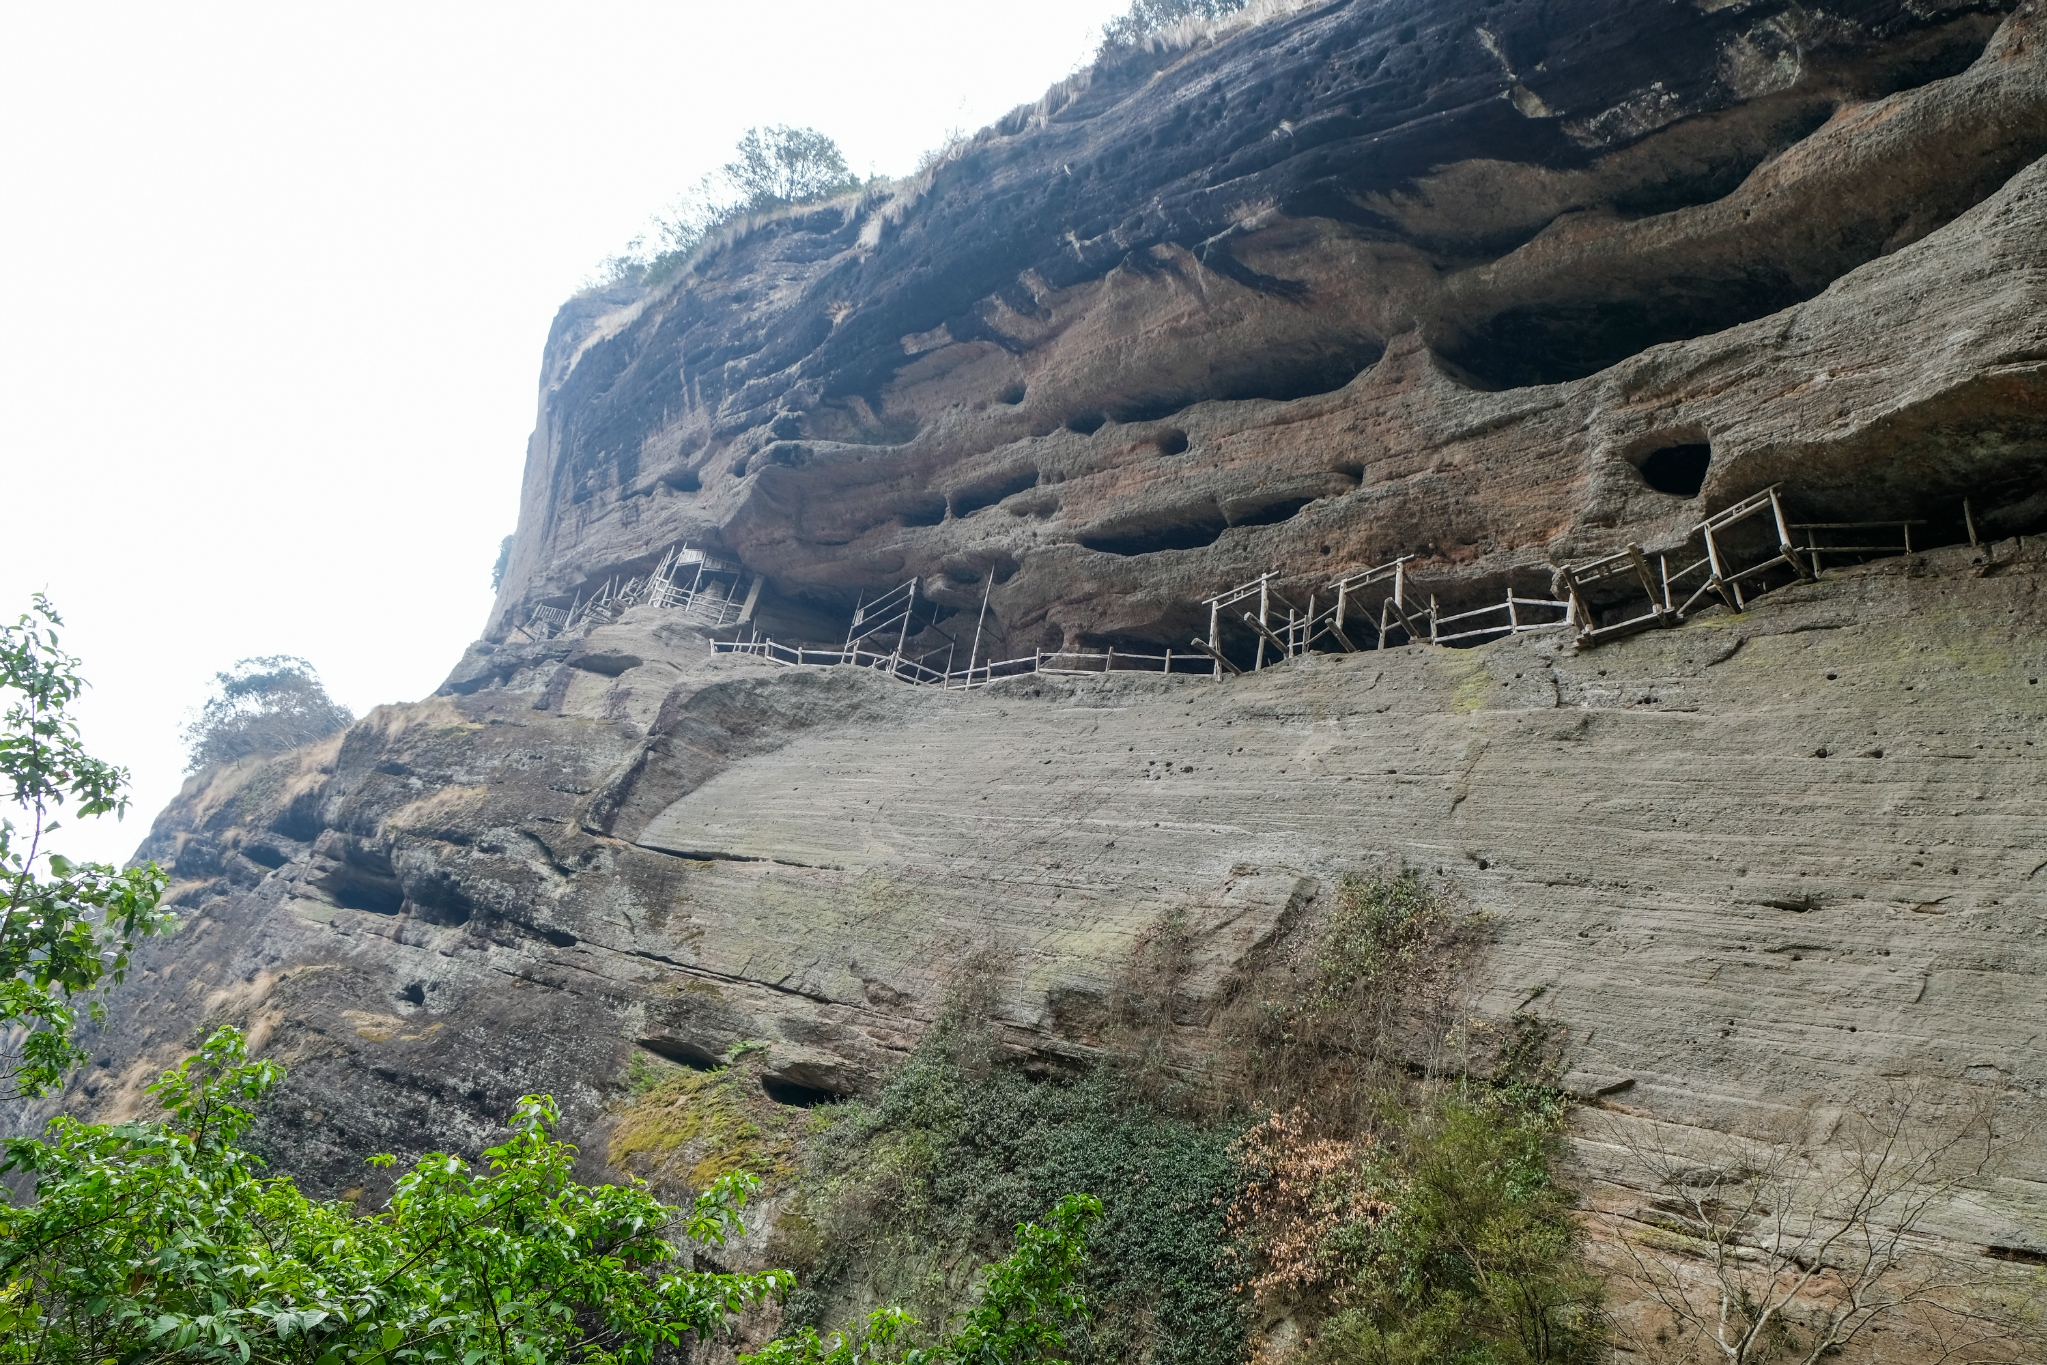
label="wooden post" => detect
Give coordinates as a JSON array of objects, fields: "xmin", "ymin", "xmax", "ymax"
[
  {"xmin": 1103, "ymin": 647, "xmax": 1114, "ymax": 674},
  {"xmin": 1767, "ymin": 487, "xmax": 1805, "ymax": 579},
  {"xmin": 1506, "ymin": 584, "xmax": 1519, "ymax": 631},
  {"xmin": 1255, "ymin": 574, "xmax": 1270, "ymax": 671},
  {"xmin": 966, "ymin": 566, "xmax": 993, "ymax": 684},
  {"xmin": 1208, "ymin": 599, "xmax": 1221, "ymax": 680},
  {"xmin": 892, "ymin": 579, "xmax": 916, "ymax": 677},
  {"xmin": 1163, "ymin": 647, "xmax": 1171, "ymax": 674},
  {"xmin": 1625, "ymin": 545, "xmax": 1668, "ymax": 624},
  {"xmin": 1190, "ymin": 637, "xmax": 1244, "ymax": 675},
  {"xmin": 1701, "ymin": 526, "xmax": 1739, "ymax": 612}
]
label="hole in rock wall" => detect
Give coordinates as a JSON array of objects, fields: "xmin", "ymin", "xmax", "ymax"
[
  {"xmin": 1444, "ymin": 280, "xmax": 1812, "ymax": 389},
  {"xmin": 270, "ymin": 793, "xmax": 323, "ymax": 843},
  {"xmin": 1100, "ymin": 342, "xmax": 1384, "ymax": 425},
  {"xmin": 1081, "ymin": 508, "xmax": 1230, "ymax": 556},
  {"xmin": 405, "ymin": 879, "xmax": 475, "ymax": 928},
  {"xmin": 639, "ymin": 1037, "xmax": 722, "ymax": 1071},
  {"xmin": 540, "ymin": 926, "xmax": 578, "ymax": 948},
  {"xmin": 950, "ymin": 468, "xmax": 1041, "ymax": 518},
  {"xmin": 661, "ymin": 467, "xmax": 701, "ymax": 493},
  {"xmin": 898, "ymin": 496, "xmax": 948, "ymax": 527},
  {"xmin": 1229, "ymin": 496, "xmax": 1316, "ymax": 528},
  {"xmin": 1638, "ymin": 444, "xmax": 1712, "ymax": 497},
  {"xmin": 1067, "ymin": 412, "xmax": 1108, "ymax": 436},
  {"xmin": 333, "ymin": 879, "xmax": 404, "ymax": 917},
  {"xmin": 241, "ymin": 842, "xmax": 289, "ymax": 869},
  {"xmin": 398, "ymin": 982, "xmax": 426, "ymax": 1007},
  {"xmin": 1153, "ymin": 430, "xmax": 1190, "ymax": 456},
  {"xmin": 761, "ymin": 1074, "xmax": 846, "ymax": 1108},
  {"xmin": 998, "ymin": 383, "xmax": 1027, "ymax": 405}
]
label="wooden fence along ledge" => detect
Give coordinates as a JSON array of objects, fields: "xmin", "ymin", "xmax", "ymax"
[{"xmin": 522, "ymin": 488, "xmax": 1998, "ymax": 688}]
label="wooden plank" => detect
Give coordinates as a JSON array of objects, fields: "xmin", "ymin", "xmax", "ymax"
[{"xmin": 1189, "ymin": 637, "xmax": 1244, "ymax": 675}]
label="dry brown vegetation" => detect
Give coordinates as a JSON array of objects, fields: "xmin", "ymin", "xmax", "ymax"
[{"xmin": 1593, "ymin": 1091, "xmax": 2046, "ymax": 1364}]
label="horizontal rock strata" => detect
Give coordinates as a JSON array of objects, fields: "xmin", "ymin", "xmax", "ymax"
[
  {"xmin": 33, "ymin": 546, "xmax": 2047, "ymax": 1264},
  {"xmin": 492, "ymin": 0, "xmax": 2047, "ymax": 669}
]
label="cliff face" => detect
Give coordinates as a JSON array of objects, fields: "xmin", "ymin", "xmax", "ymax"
[
  {"xmin": 492, "ymin": 0, "xmax": 2044, "ymax": 665},
  {"xmin": 48, "ymin": 542, "xmax": 2047, "ymax": 1257},
  {"xmin": 16, "ymin": 0, "xmax": 2047, "ymax": 1345}
]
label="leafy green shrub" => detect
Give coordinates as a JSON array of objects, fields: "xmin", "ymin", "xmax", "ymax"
[
  {"xmin": 745, "ymin": 1194, "xmax": 1103, "ymax": 1365},
  {"xmin": 725, "ymin": 125, "xmax": 860, "ymax": 212},
  {"xmin": 779, "ymin": 1006, "xmax": 1247, "ymax": 1365},
  {"xmin": 182, "ymin": 655, "xmax": 354, "ymax": 772},
  {"xmin": 1272, "ymin": 1085, "xmax": 1606, "ymax": 1365},
  {"xmin": 0, "ymin": 1028, "xmax": 788, "ymax": 1364},
  {"xmin": 490, "ymin": 534, "xmax": 513, "ymax": 590},
  {"xmin": 1, "ymin": 595, "xmax": 173, "ymax": 1097}
]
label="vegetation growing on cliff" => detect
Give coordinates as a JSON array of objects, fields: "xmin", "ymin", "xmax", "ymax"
[
  {"xmin": 182, "ymin": 655, "xmax": 354, "ymax": 773},
  {"xmin": 769, "ymin": 997, "xmax": 1246, "ymax": 1365},
  {"xmin": 745, "ymin": 1193, "xmax": 1104, "ymax": 1365},
  {"xmin": 608, "ymin": 1048, "xmax": 800, "ymax": 1194},
  {"xmin": 757, "ymin": 873, "xmax": 1602, "ymax": 1365},
  {"xmin": 0, "ymin": 595, "xmax": 172, "ymax": 1097},
  {"xmin": 0, "ymin": 1028, "xmax": 790, "ymax": 1364},
  {"xmin": 593, "ymin": 125, "xmax": 864, "ymax": 290},
  {"xmin": 1099, "ymin": 0, "xmax": 1249, "ymax": 53}
]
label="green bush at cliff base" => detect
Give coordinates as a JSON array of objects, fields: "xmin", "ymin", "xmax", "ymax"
[
  {"xmin": 1283, "ymin": 1085, "xmax": 1605, "ymax": 1365},
  {"xmin": 778, "ymin": 1016, "xmax": 1247, "ymax": 1365},
  {"xmin": 0, "ymin": 1028, "xmax": 788, "ymax": 1364},
  {"xmin": 744, "ymin": 1193, "xmax": 1103, "ymax": 1365}
]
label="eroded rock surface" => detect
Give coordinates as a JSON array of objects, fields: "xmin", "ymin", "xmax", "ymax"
[
  {"xmin": 493, "ymin": 0, "xmax": 2046, "ymax": 668},
  {"xmin": 25, "ymin": 545, "xmax": 2047, "ymax": 1268},
  {"xmin": 12, "ymin": 0, "xmax": 2047, "ymax": 1317}
]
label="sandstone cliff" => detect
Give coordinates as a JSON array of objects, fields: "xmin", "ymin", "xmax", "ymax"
[
  {"xmin": 492, "ymin": 0, "xmax": 2045, "ymax": 668},
  {"xmin": 14, "ymin": 0, "xmax": 2047, "ymax": 1354}
]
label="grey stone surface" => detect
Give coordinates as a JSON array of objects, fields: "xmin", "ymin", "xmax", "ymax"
[{"xmin": 24, "ymin": 544, "xmax": 2044, "ymax": 1262}]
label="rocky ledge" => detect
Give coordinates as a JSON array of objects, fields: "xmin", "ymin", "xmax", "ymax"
[
  {"xmin": 29, "ymin": 542, "xmax": 2047, "ymax": 1273},
  {"xmin": 494, "ymin": 0, "xmax": 2045, "ymax": 669}
]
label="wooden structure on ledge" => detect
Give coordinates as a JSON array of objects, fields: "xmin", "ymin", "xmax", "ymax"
[
  {"xmin": 1194, "ymin": 556, "xmax": 1570, "ymax": 675},
  {"xmin": 516, "ymin": 542, "xmax": 758, "ymax": 641},
  {"xmin": 1559, "ymin": 484, "xmax": 1808, "ymax": 648}
]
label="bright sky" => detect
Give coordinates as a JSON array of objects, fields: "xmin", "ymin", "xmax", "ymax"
[{"xmin": 1, "ymin": 1, "xmax": 1131, "ymax": 867}]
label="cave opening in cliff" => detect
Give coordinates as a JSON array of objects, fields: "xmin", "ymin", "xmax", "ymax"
[
  {"xmin": 1639, "ymin": 444, "xmax": 1712, "ymax": 497},
  {"xmin": 638, "ymin": 1037, "xmax": 722, "ymax": 1072},
  {"xmin": 949, "ymin": 468, "xmax": 1040, "ymax": 518},
  {"xmin": 760, "ymin": 1074, "xmax": 846, "ymax": 1107},
  {"xmin": 1229, "ymin": 495, "xmax": 1316, "ymax": 528},
  {"xmin": 1081, "ymin": 508, "xmax": 1230, "ymax": 556},
  {"xmin": 1443, "ymin": 281, "xmax": 1816, "ymax": 390},
  {"xmin": 332, "ymin": 879, "xmax": 403, "ymax": 916}
]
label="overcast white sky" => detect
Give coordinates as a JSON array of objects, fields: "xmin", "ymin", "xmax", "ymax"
[{"xmin": 0, "ymin": 0, "xmax": 1131, "ymax": 866}]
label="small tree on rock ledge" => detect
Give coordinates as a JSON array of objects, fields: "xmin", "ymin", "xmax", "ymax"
[{"xmin": 182, "ymin": 654, "xmax": 354, "ymax": 771}]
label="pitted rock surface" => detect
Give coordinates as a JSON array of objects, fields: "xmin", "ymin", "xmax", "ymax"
[
  {"xmin": 492, "ymin": 0, "xmax": 2046, "ymax": 667},
  {"xmin": 25, "ymin": 547, "xmax": 2047, "ymax": 1266},
  {"xmin": 12, "ymin": 0, "xmax": 2047, "ymax": 1297}
]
